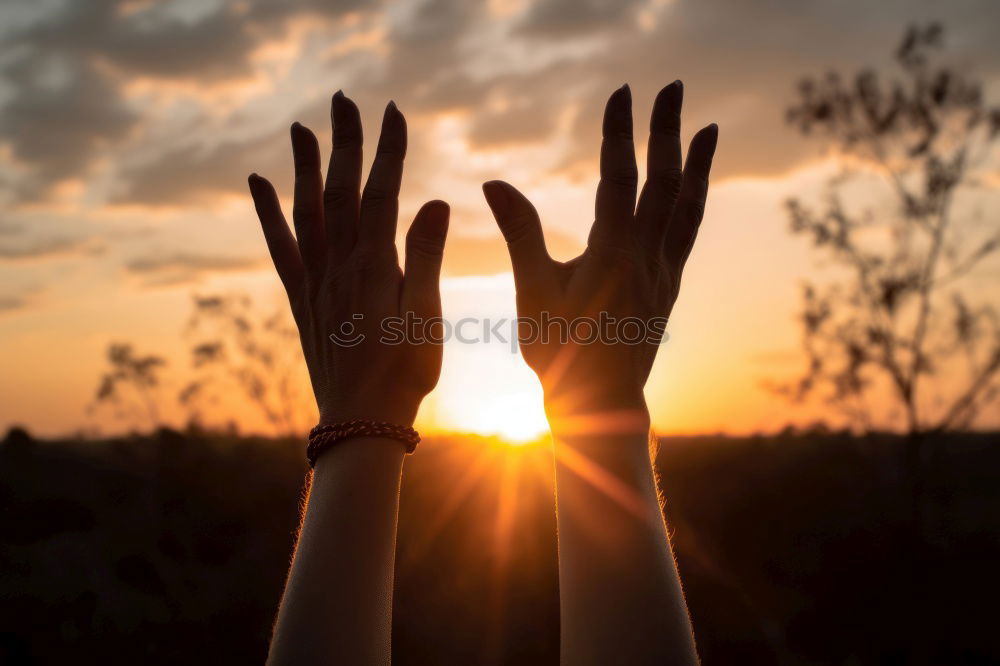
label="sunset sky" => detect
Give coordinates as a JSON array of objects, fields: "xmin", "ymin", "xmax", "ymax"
[{"xmin": 1, "ymin": 0, "xmax": 998, "ymax": 438}]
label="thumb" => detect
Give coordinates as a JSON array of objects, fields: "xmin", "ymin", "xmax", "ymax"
[
  {"xmin": 402, "ymin": 200, "xmax": 449, "ymax": 318},
  {"xmin": 482, "ymin": 180, "xmax": 557, "ymax": 304}
]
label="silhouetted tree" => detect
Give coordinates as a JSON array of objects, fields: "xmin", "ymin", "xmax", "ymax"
[
  {"xmin": 92, "ymin": 343, "xmax": 167, "ymax": 430},
  {"xmin": 179, "ymin": 293, "xmax": 308, "ymax": 437},
  {"xmin": 782, "ymin": 23, "xmax": 1000, "ymax": 435}
]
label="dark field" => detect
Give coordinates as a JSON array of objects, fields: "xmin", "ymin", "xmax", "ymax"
[{"xmin": 2, "ymin": 428, "xmax": 998, "ymax": 665}]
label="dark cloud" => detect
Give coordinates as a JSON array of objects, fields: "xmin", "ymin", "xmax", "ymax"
[
  {"xmin": 9, "ymin": 0, "xmax": 371, "ymax": 81},
  {"xmin": 5, "ymin": 0, "xmax": 1000, "ymax": 209},
  {"xmin": 466, "ymin": 103, "xmax": 557, "ymax": 148},
  {"xmin": 532, "ymin": 0, "xmax": 1000, "ymax": 181},
  {"xmin": 0, "ymin": 0, "xmax": 377, "ymax": 200},
  {"xmin": 364, "ymin": 0, "xmax": 487, "ymax": 114},
  {"xmin": 115, "ymin": 130, "xmax": 287, "ymax": 205},
  {"xmin": 463, "ymin": 70, "xmax": 572, "ymax": 149},
  {"xmin": 515, "ymin": 0, "xmax": 648, "ymax": 37},
  {"xmin": 1, "ymin": 57, "xmax": 138, "ymax": 192},
  {"xmin": 0, "ymin": 295, "xmax": 29, "ymax": 313}
]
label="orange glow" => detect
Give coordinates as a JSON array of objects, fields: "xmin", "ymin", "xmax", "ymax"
[
  {"xmin": 3, "ymin": 5, "xmax": 998, "ymax": 441},
  {"xmin": 463, "ymin": 389, "xmax": 549, "ymax": 443}
]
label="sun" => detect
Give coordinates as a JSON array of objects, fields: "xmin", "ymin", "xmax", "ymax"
[
  {"xmin": 428, "ymin": 274, "xmax": 555, "ymax": 444},
  {"xmin": 463, "ymin": 388, "xmax": 550, "ymax": 444}
]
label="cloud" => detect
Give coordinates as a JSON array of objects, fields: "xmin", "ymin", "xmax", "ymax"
[
  {"xmin": 0, "ymin": 0, "xmax": 379, "ymax": 200},
  {"xmin": 125, "ymin": 251, "xmax": 265, "ymax": 287},
  {"xmin": 0, "ymin": 220, "xmax": 21, "ymax": 235},
  {"xmin": 5, "ymin": 0, "xmax": 1000, "ymax": 208},
  {"xmin": 0, "ymin": 294, "xmax": 29, "ymax": 313},
  {"xmin": 7, "ymin": 0, "xmax": 373, "ymax": 81},
  {"xmin": 1, "ymin": 57, "xmax": 138, "ymax": 196},
  {"xmin": 115, "ymin": 130, "xmax": 286, "ymax": 205},
  {"xmin": 0, "ymin": 236, "xmax": 98, "ymax": 261},
  {"xmin": 515, "ymin": 0, "xmax": 648, "ymax": 38},
  {"xmin": 0, "ymin": 282, "xmax": 41, "ymax": 315}
]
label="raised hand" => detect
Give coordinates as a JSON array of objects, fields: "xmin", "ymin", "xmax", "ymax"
[
  {"xmin": 482, "ymin": 82, "xmax": 717, "ymax": 430},
  {"xmin": 484, "ymin": 82, "xmax": 715, "ymax": 666},
  {"xmin": 248, "ymin": 92, "xmax": 449, "ymax": 428}
]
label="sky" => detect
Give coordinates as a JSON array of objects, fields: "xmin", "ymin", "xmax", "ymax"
[{"xmin": 1, "ymin": 0, "xmax": 998, "ymax": 438}]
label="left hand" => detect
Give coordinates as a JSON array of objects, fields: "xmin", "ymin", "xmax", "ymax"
[{"xmin": 248, "ymin": 92, "xmax": 449, "ymax": 428}]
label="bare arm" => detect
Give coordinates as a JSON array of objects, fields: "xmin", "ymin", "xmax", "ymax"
[
  {"xmin": 552, "ymin": 426, "xmax": 697, "ymax": 665},
  {"xmin": 483, "ymin": 81, "xmax": 717, "ymax": 664},
  {"xmin": 267, "ymin": 439, "xmax": 404, "ymax": 665},
  {"xmin": 248, "ymin": 91, "xmax": 449, "ymax": 665}
]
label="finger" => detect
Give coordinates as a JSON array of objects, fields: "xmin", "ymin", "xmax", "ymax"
[
  {"xmin": 591, "ymin": 84, "xmax": 637, "ymax": 251},
  {"xmin": 402, "ymin": 200, "xmax": 450, "ymax": 319},
  {"xmin": 483, "ymin": 180, "xmax": 559, "ymax": 309},
  {"xmin": 359, "ymin": 101, "xmax": 406, "ymax": 257},
  {"xmin": 290, "ymin": 122, "xmax": 326, "ymax": 282},
  {"xmin": 664, "ymin": 123, "xmax": 718, "ymax": 274},
  {"xmin": 248, "ymin": 173, "xmax": 305, "ymax": 307},
  {"xmin": 637, "ymin": 80, "xmax": 683, "ymax": 254},
  {"xmin": 324, "ymin": 90, "xmax": 363, "ymax": 261}
]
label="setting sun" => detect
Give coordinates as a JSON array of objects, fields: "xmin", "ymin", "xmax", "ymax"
[
  {"xmin": 473, "ymin": 389, "xmax": 550, "ymax": 443},
  {"xmin": 442, "ymin": 386, "xmax": 549, "ymax": 444}
]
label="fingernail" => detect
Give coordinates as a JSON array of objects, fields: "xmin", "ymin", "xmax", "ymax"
[
  {"xmin": 387, "ymin": 100, "xmax": 398, "ymax": 113},
  {"xmin": 666, "ymin": 80, "xmax": 683, "ymax": 106},
  {"xmin": 706, "ymin": 124, "xmax": 719, "ymax": 151},
  {"xmin": 248, "ymin": 173, "xmax": 259, "ymax": 185},
  {"xmin": 333, "ymin": 89, "xmax": 344, "ymax": 99},
  {"xmin": 482, "ymin": 181, "xmax": 509, "ymax": 214},
  {"xmin": 620, "ymin": 84, "xmax": 633, "ymax": 109},
  {"xmin": 420, "ymin": 200, "xmax": 451, "ymax": 235}
]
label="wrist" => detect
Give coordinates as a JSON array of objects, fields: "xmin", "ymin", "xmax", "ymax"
[
  {"xmin": 544, "ymin": 392, "xmax": 650, "ymax": 442},
  {"xmin": 317, "ymin": 392, "xmax": 422, "ymax": 428}
]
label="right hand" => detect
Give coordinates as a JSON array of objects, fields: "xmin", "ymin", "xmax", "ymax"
[{"xmin": 482, "ymin": 82, "xmax": 718, "ymax": 432}]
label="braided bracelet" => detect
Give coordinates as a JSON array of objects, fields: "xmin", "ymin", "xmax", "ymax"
[{"xmin": 307, "ymin": 419, "xmax": 420, "ymax": 467}]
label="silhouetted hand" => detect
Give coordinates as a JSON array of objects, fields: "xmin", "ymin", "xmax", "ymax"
[
  {"xmin": 483, "ymin": 82, "xmax": 717, "ymax": 428},
  {"xmin": 249, "ymin": 92, "xmax": 449, "ymax": 427}
]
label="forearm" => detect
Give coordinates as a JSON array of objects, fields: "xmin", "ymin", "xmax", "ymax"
[
  {"xmin": 552, "ymin": 412, "xmax": 698, "ymax": 665},
  {"xmin": 267, "ymin": 437, "xmax": 405, "ymax": 666}
]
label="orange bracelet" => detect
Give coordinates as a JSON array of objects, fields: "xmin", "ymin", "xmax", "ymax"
[{"xmin": 307, "ymin": 420, "xmax": 419, "ymax": 467}]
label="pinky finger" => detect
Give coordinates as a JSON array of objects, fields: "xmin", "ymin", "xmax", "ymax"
[{"xmin": 248, "ymin": 173, "xmax": 305, "ymax": 307}]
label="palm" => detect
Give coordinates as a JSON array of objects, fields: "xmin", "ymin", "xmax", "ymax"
[{"xmin": 483, "ymin": 82, "xmax": 717, "ymax": 416}]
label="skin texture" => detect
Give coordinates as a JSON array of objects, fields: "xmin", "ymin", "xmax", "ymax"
[
  {"xmin": 249, "ymin": 91, "xmax": 448, "ymax": 666},
  {"xmin": 483, "ymin": 81, "xmax": 717, "ymax": 665}
]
